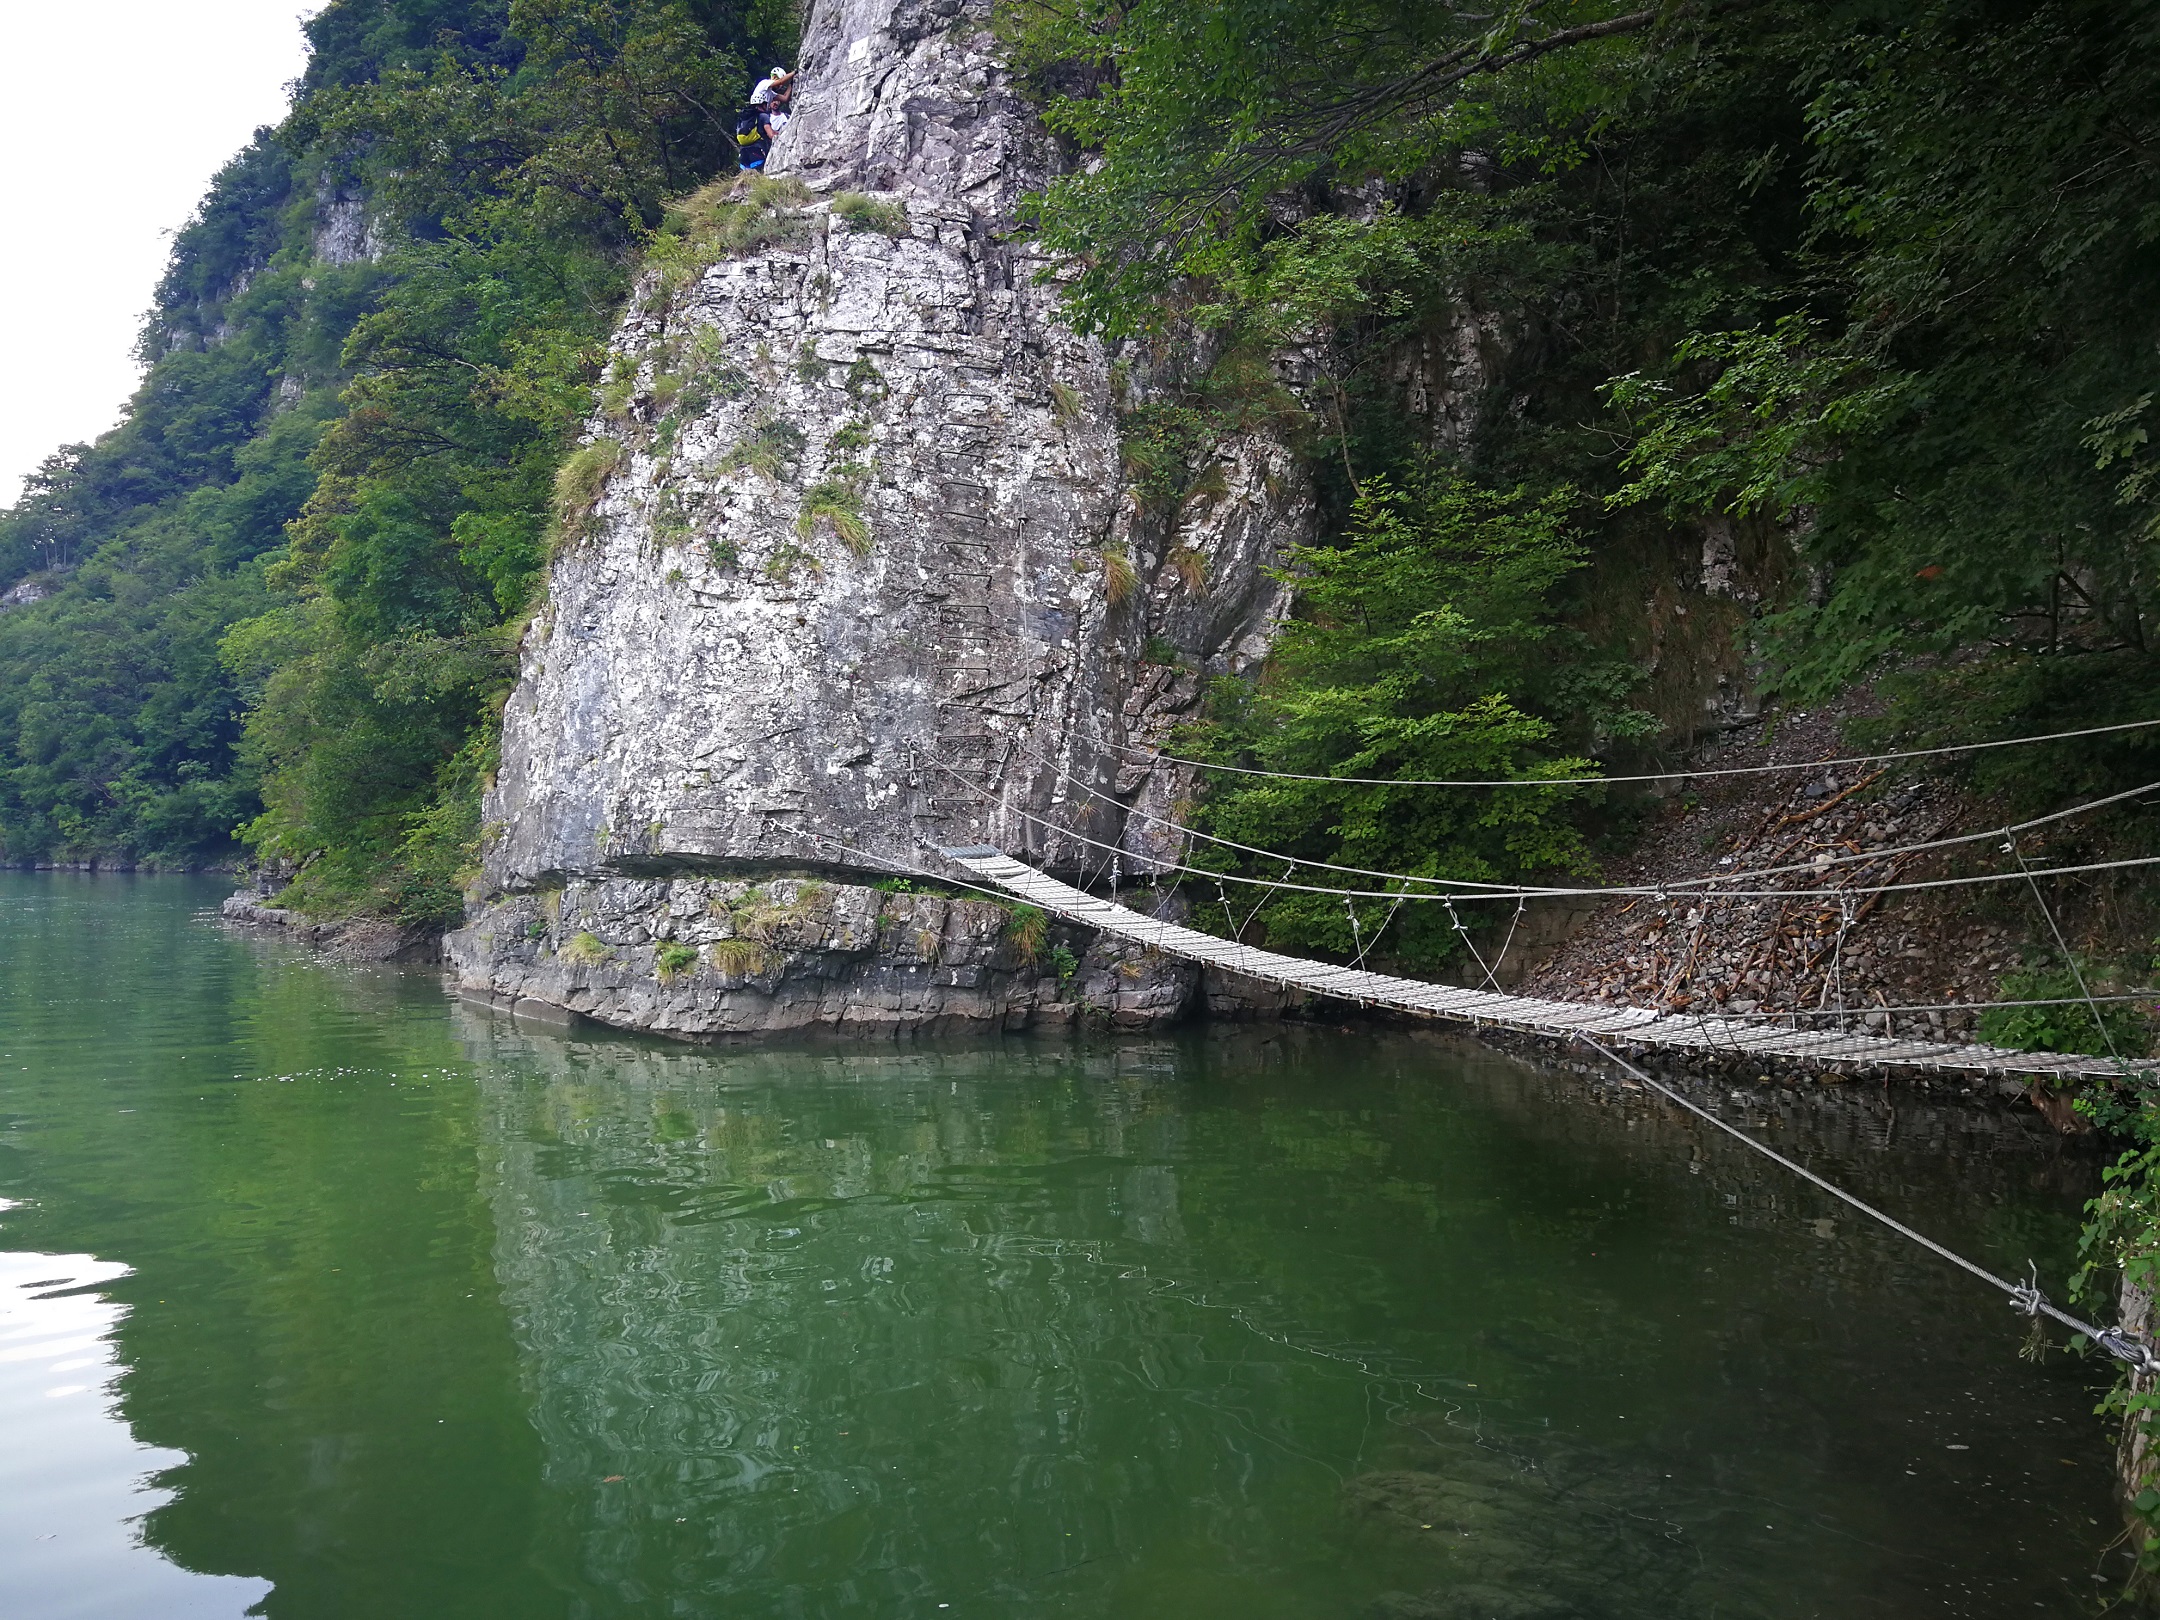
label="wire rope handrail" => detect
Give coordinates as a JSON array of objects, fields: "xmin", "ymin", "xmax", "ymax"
[
  {"xmin": 993, "ymin": 732, "xmax": 2160, "ymax": 900},
  {"xmin": 1575, "ymin": 1036, "xmax": 2160, "ymax": 1376},
  {"xmin": 930, "ymin": 751, "xmax": 2160, "ymax": 906},
  {"xmin": 1099, "ymin": 715, "xmax": 2160, "ymax": 789},
  {"xmin": 927, "ymin": 841, "xmax": 2160, "ymax": 1083}
]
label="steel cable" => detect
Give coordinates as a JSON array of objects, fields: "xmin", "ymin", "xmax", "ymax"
[
  {"xmin": 1003, "ymin": 732, "xmax": 2160, "ymax": 901},
  {"xmin": 1105, "ymin": 715, "xmax": 2160, "ymax": 789},
  {"xmin": 929, "ymin": 751, "xmax": 2160, "ymax": 906},
  {"xmin": 1577, "ymin": 1036, "xmax": 2160, "ymax": 1371}
]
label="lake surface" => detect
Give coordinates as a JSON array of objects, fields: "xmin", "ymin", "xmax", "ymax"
[{"xmin": 0, "ymin": 873, "xmax": 2129, "ymax": 1618}]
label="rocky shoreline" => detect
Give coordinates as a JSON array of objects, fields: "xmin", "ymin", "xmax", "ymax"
[
  {"xmin": 446, "ymin": 873, "xmax": 1307, "ymax": 1037},
  {"xmin": 217, "ymin": 893, "xmax": 444, "ymax": 964},
  {"xmin": 224, "ymin": 875, "xmax": 1304, "ymax": 1034}
]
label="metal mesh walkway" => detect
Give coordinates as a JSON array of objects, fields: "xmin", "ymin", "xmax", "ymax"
[{"xmin": 935, "ymin": 846, "xmax": 2153, "ymax": 1081}]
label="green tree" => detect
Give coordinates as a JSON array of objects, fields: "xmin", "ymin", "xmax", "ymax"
[
  {"xmin": 228, "ymin": 0, "xmax": 762, "ymax": 921},
  {"xmin": 0, "ymin": 0, "xmax": 790, "ymax": 889},
  {"xmin": 1182, "ymin": 466, "xmax": 1645, "ymax": 964}
]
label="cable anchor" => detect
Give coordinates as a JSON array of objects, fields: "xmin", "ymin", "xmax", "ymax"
[{"xmin": 2094, "ymin": 1326, "xmax": 2160, "ymax": 1379}]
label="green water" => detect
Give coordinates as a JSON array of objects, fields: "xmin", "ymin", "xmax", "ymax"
[{"xmin": 0, "ymin": 874, "xmax": 2128, "ymax": 1618}]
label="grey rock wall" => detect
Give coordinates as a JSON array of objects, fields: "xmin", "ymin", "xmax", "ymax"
[
  {"xmin": 455, "ymin": 875, "xmax": 1198, "ymax": 1037},
  {"xmin": 448, "ymin": 0, "xmax": 1314, "ymax": 1035}
]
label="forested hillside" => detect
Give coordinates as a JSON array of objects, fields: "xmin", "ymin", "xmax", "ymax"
[
  {"xmin": 0, "ymin": 0, "xmax": 793, "ymax": 915},
  {"xmin": 1, "ymin": 0, "xmax": 2154, "ymax": 952},
  {"xmin": 1003, "ymin": 0, "xmax": 2160, "ymax": 964}
]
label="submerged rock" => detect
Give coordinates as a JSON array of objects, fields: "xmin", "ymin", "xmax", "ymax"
[{"xmin": 449, "ymin": 0, "xmax": 1313, "ymax": 1034}]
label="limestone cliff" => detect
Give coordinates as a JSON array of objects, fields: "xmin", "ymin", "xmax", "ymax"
[{"xmin": 447, "ymin": 0, "xmax": 1314, "ymax": 1036}]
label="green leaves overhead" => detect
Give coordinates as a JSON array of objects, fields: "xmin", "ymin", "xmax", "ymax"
[
  {"xmin": 1007, "ymin": 0, "xmax": 1655, "ymax": 334},
  {"xmin": 297, "ymin": 0, "xmax": 747, "ymax": 242}
]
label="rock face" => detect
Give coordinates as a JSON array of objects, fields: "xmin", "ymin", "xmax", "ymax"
[
  {"xmin": 449, "ymin": 874, "xmax": 1207, "ymax": 1036},
  {"xmin": 447, "ymin": 0, "xmax": 1314, "ymax": 1035}
]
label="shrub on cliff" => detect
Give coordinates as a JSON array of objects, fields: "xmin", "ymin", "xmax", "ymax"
[{"xmin": 1179, "ymin": 465, "xmax": 1640, "ymax": 965}]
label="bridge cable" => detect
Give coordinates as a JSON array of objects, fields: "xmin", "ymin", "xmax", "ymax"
[
  {"xmin": 2005, "ymin": 828, "xmax": 2137, "ymax": 1080},
  {"xmin": 1574, "ymin": 1034, "xmax": 2160, "ymax": 1374},
  {"xmin": 1104, "ymin": 715, "xmax": 2160, "ymax": 790},
  {"xmin": 932, "ymin": 831, "xmax": 2159, "ymax": 1077},
  {"xmin": 933, "ymin": 751, "xmax": 2160, "ymax": 906},
  {"xmin": 804, "ymin": 809, "xmax": 2157, "ymax": 1073},
  {"xmin": 1004, "ymin": 732, "xmax": 2160, "ymax": 900}
]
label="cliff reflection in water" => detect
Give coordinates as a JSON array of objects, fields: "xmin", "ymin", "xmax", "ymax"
[
  {"xmin": 450, "ymin": 1006, "xmax": 2114, "ymax": 1618},
  {"xmin": 0, "ymin": 873, "xmax": 2116, "ymax": 1619}
]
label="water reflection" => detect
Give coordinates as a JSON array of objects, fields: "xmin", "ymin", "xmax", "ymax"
[
  {"xmin": 0, "ymin": 1232, "xmax": 272, "ymax": 1618},
  {"xmin": 453, "ymin": 1008, "xmax": 2117, "ymax": 1618},
  {"xmin": 0, "ymin": 876, "xmax": 2127, "ymax": 1618}
]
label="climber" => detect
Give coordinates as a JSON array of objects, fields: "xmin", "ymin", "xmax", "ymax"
[
  {"xmin": 735, "ymin": 101, "xmax": 773, "ymax": 170},
  {"xmin": 738, "ymin": 67, "xmax": 794, "ymax": 171},
  {"xmin": 750, "ymin": 66, "xmax": 794, "ymax": 109}
]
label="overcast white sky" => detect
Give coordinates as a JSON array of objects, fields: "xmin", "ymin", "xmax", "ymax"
[{"xmin": 0, "ymin": 2, "xmax": 315, "ymax": 507}]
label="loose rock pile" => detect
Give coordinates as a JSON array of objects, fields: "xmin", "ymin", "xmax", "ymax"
[{"xmin": 1517, "ymin": 706, "xmax": 2116, "ymax": 1046}]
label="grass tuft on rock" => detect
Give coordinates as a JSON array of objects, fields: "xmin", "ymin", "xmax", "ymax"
[
  {"xmin": 561, "ymin": 930, "xmax": 613, "ymax": 965},
  {"xmin": 551, "ymin": 439, "xmax": 624, "ymax": 552},
  {"xmin": 831, "ymin": 191, "xmax": 910, "ymax": 236},
  {"xmin": 1005, "ymin": 904, "xmax": 1049, "ymax": 966},
  {"xmin": 721, "ymin": 415, "xmax": 807, "ymax": 482},
  {"xmin": 797, "ymin": 477, "xmax": 872, "ymax": 555},
  {"xmin": 1099, "ymin": 546, "xmax": 1138, "ymax": 606},
  {"xmin": 707, "ymin": 937, "xmax": 770, "ymax": 977},
  {"xmin": 655, "ymin": 941, "xmax": 701, "ymax": 982},
  {"xmin": 650, "ymin": 174, "xmax": 813, "ymax": 287}
]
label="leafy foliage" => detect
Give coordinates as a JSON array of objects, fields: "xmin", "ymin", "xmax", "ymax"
[
  {"xmin": 1603, "ymin": 5, "xmax": 2160, "ymax": 739},
  {"xmin": 1004, "ymin": 0, "xmax": 1655, "ymax": 337},
  {"xmin": 1977, "ymin": 962, "xmax": 2153, "ymax": 1058},
  {"xmin": 1181, "ymin": 468, "xmax": 1643, "ymax": 963},
  {"xmin": 0, "ymin": 0, "xmax": 789, "ymax": 898}
]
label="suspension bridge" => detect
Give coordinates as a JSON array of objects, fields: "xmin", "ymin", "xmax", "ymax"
[{"xmin": 933, "ymin": 844, "xmax": 2155, "ymax": 1082}]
